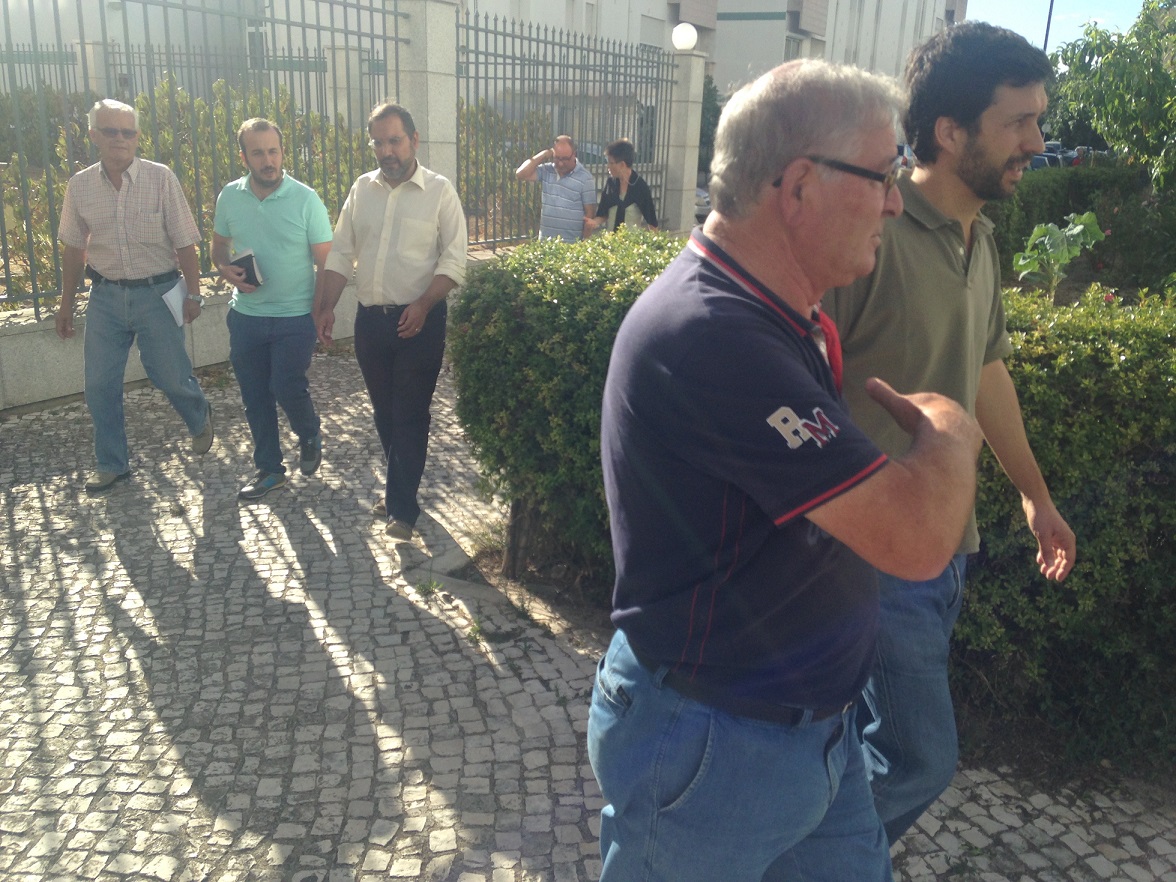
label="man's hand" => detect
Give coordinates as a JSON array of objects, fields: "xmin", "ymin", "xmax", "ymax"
[
  {"xmin": 315, "ymin": 308, "xmax": 335, "ymax": 345},
  {"xmin": 865, "ymin": 377, "xmax": 982, "ymax": 450},
  {"xmin": 218, "ymin": 262, "xmax": 257, "ymax": 293},
  {"xmin": 398, "ymin": 300, "xmax": 430, "ymax": 338},
  {"xmin": 1023, "ymin": 497, "xmax": 1076, "ymax": 581},
  {"xmin": 182, "ymin": 298, "xmax": 202, "ymax": 324},
  {"xmin": 56, "ymin": 302, "xmax": 76, "ymax": 340}
]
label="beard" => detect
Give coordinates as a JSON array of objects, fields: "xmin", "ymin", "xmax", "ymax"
[
  {"xmin": 380, "ymin": 155, "xmax": 413, "ymax": 181},
  {"xmin": 957, "ymin": 137, "xmax": 1035, "ymax": 202}
]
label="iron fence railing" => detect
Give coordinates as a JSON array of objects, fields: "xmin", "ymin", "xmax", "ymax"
[
  {"xmin": 1, "ymin": 0, "xmax": 404, "ymax": 319},
  {"xmin": 457, "ymin": 12, "xmax": 676, "ymax": 248}
]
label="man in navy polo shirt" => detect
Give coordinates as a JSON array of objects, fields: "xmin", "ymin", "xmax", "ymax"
[{"xmin": 589, "ymin": 60, "xmax": 984, "ymax": 881}]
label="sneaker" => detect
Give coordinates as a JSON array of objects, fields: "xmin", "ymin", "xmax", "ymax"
[
  {"xmin": 299, "ymin": 432, "xmax": 322, "ymax": 476},
  {"xmin": 192, "ymin": 404, "xmax": 214, "ymax": 455},
  {"xmin": 372, "ymin": 498, "xmax": 387, "ymax": 518},
  {"xmin": 85, "ymin": 470, "xmax": 130, "ymax": 495},
  {"xmin": 238, "ymin": 471, "xmax": 286, "ymax": 501},
  {"xmin": 385, "ymin": 518, "xmax": 413, "ymax": 541}
]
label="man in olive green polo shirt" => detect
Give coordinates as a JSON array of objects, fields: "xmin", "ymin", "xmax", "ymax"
[{"xmin": 823, "ymin": 22, "xmax": 1077, "ymax": 844}]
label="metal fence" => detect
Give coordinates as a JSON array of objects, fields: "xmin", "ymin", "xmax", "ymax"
[
  {"xmin": 457, "ymin": 12, "xmax": 676, "ymax": 248},
  {"xmin": 1, "ymin": 0, "xmax": 405, "ymax": 318}
]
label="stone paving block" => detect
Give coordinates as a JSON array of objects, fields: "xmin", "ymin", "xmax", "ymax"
[{"xmin": 3, "ymin": 352, "xmax": 1175, "ymax": 882}]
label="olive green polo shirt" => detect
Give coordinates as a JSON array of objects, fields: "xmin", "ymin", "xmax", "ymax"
[{"xmin": 823, "ymin": 173, "xmax": 1013, "ymax": 554}]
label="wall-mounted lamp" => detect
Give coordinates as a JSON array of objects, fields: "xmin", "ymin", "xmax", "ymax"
[{"xmin": 671, "ymin": 22, "xmax": 698, "ymax": 52}]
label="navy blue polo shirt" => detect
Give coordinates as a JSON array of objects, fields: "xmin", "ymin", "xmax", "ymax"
[{"xmin": 601, "ymin": 231, "xmax": 888, "ymax": 708}]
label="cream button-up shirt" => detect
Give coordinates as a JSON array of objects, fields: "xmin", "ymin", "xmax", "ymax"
[{"xmin": 324, "ymin": 162, "xmax": 467, "ymax": 306}]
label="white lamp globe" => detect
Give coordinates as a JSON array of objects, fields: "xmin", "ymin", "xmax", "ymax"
[{"xmin": 672, "ymin": 22, "xmax": 698, "ymax": 51}]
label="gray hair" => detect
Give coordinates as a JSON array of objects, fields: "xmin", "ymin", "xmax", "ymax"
[
  {"xmin": 709, "ymin": 59, "xmax": 905, "ymax": 219},
  {"xmin": 88, "ymin": 99, "xmax": 139, "ymax": 130}
]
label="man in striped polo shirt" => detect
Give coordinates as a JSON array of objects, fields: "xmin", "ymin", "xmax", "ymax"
[{"xmin": 515, "ymin": 135, "xmax": 597, "ymax": 241}]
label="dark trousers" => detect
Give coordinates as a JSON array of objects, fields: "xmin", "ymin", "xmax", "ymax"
[
  {"xmin": 353, "ymin": 299, "xmax": 446, "ymax": 526},
  {"xmin": 227, "ymin": 310, "xmax": 320, "ymax": 475}
]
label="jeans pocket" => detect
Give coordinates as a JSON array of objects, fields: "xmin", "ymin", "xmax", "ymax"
[
  {"xmin": 592, "ymin": 654, "xmax": 633, "ymax": 718},
  {"xmin": 658, "ymin": 706, "xmax": 715, "ymax": 813}
]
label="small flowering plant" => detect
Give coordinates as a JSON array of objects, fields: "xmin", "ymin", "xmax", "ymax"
[{"xmin": 1013, "ymin": 211, "xmax": 1107, "ymax": 300}]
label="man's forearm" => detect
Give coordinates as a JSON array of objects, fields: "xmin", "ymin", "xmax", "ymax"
[
  {"xmin": 176, "ymin": 245, "xmax": 201, "ymax": 297},
  {"xmin": 313, "ymin": 268, "xmax": 349, "ymax": 316},
  {"xmin": 60, "ymin": 245, "xmax": 86, "ymax": 307},
  {"xmin": 415, "ymin": 274, "xmax": 459, "ymax": 311},
  {"xmin": 976, "ymin": 359, "xmax": 1051, "ymax": 503},
  {"xmin": 515, "ymin": 148, "xmax": 552, "ymax": 181}
]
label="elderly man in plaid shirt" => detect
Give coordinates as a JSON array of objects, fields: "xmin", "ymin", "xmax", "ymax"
[{"xmin": 56, "ymin": 98, "xmax": 214, "ymax": 495}]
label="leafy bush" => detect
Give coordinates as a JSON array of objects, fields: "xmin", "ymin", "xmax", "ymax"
[
  {"xmin": 449, "ymin": 229, "xmax": 680, "ymax": 589},
  {"xmin": 983, "ymin": 165, "xmax": 1143, "ymax": 282},
  {"xmin": 453, "ymin": 240, "xmax": 1175, "ymax": 761},
  {"xmin": 1089, "ymin": 188, "xmax": 1176, "ymax": 291},
  {"xmin": 956, "ymin": 287, "xmax": 1176, "ymax": 763},
  {"xmin": 1013, "ymin": 211, "xmax": 1104, "ymax": 300}
]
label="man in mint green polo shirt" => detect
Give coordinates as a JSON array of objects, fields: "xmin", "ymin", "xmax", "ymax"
[{"xmin": 213, "ymin": 118, "xmax": 334, "ymax": 501}]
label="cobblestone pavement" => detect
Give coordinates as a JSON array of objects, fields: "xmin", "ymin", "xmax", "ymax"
[{"xmin": 1, "ymin": 349, "xmax": 1173, "ymax": 881}]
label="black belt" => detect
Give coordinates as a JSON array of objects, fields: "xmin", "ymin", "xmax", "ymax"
[
  {"xmin": 87, "ymin": 267, "xmax": 181, "ymax": 288},
  {"xmin": 633, "ymin": 648, "xmax": 853, "ymax": 726},
  {"xmin": 358, "ymin": 302, "xmax": 410, "ymax": 314}
]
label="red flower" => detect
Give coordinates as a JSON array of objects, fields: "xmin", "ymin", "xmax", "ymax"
[{"xmin": 1104, "ymin": 292, "xmax": 1115, "ymax": 303}]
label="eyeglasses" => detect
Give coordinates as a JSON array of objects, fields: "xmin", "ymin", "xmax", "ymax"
[
  {"xmin": 773, "ymin": 155, "xmax": 902, "ymax": 194},
  {"xmin": 98, "ymin": 127, "xmax": 138, "ymax": 139}
]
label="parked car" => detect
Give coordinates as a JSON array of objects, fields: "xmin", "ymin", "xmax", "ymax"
[{"xmin": 695, "ymin": 186, "xmax": 711, "ymax": 225}]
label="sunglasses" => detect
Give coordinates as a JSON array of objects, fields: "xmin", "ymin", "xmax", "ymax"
[
  {"xmin": 98, "ymin": 127, "xmax": 139, "ymax": 139},
  {"xmin": 773, "ymin": 155, "xmax": 902, "ymax": 195}
]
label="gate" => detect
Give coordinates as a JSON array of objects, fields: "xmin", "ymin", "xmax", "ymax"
[
  {"xmin": 0, "ymin": 0, "xmax": 405, "ymax": 317},
  {"xmin": 457, "ymin": 11, "xmax": 676, "ymax": 248}
]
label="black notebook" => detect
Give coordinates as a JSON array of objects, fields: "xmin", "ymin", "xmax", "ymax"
[{"xmin": 230, "ymin": 249, "xmax": 264, "ymax": 287}]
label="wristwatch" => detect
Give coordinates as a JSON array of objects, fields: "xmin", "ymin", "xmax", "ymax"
[{"xmin": 186, "ymin": 294, "xmax": 205, "ymax": 306}]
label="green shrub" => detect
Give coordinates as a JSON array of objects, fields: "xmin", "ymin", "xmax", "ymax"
[
  {"xmin": 1090, "ymin": 189, "xmax": 1176, "ymax": 291},
  {"xmin": 956, "ymin": 287, "xmax": 1176, "ymax": 763},
  {"xmin": 984, "ymin": 165, "xmax": 1145, "ymax": 282},
  {"xmin": 449, "ymin": 229, "xmax": 680, "ymax": 589},
  {"xmin": 453, "ymin": 239, "xmax": 1175, "ymax": 761}
]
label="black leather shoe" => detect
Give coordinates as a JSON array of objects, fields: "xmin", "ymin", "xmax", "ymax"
[{"xmin": 299, "ymin": 433, "xmax": 322, "ymax": 476}]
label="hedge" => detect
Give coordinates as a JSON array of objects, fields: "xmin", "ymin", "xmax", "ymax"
[
  {"xmin": 957, "ymin": 287, "xmax": 1176, "ymax": 763},
  {"xmin": 451, "ymin": 233, "xmax": 1176, "ymax": 761},
  {"xmin": 449, "ymin": 229, "xmax": 683, "ymax": 583}
]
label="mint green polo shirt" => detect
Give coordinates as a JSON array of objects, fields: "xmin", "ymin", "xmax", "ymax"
[
  {"xmin": 823, "ymin": 173, "xmax": 1013, "ymax": 554},
  {"xmin": 213, "ymin": 173, "xmax": 333, "ymax": 317}
]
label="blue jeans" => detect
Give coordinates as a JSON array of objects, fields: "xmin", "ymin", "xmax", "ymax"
[
  {"xmin": 227, "ymin": 310, "xmax": 320, "ymax": 475},
  {"xmin": 83, "ymin": 279, "xmax": 209, "ymax": 474},
  {"xmin": 353, "ymin": 300, "xmax": 446, "ymax": 527},
  {"xmin": 588, "ymin": 630, "xmax": 891, "ymax": 882},
  {"xmin": 858, "ymin": 553, "xmax": 968, "ymax": 843}
]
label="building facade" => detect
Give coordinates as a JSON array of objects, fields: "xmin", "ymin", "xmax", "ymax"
[{"xmin": 712, "ymin": 0, "xmax": 967, "ymax": 94}]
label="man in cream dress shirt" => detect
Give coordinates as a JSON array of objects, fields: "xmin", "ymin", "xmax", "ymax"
[{"xmin": 313, "ymin": 102, "xmax": 467, "ymax": 542}]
